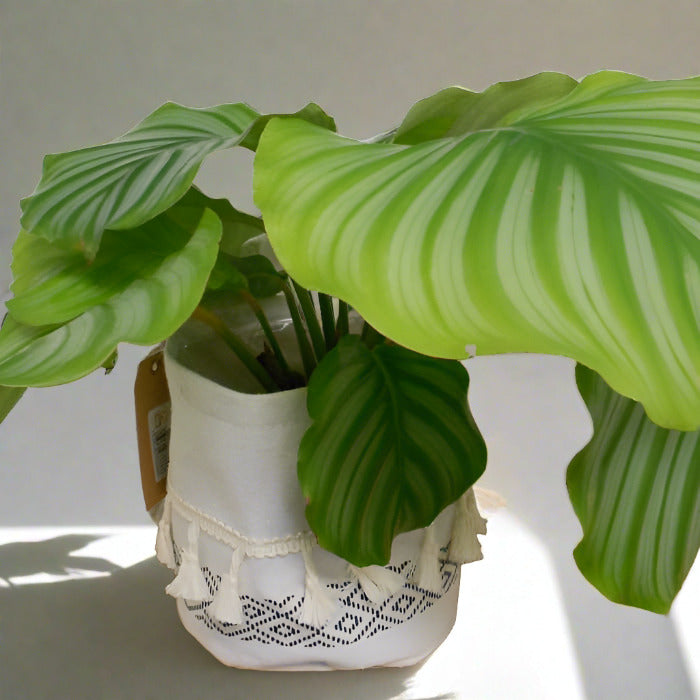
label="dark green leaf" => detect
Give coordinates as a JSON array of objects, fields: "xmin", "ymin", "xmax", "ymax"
[
  {"xmin": 168, "ymin": 187, "xmax": 264, "ymax": 256},
  {"xmin": 0, "ymin": 384, "xmax": 26, "ymax": 424},
  {"xmin": 298, "ymin": 335, "xmax": 487, "ymax": 566},
  {"xmin": 206, "ymin": 256, "xmax": 249, "ymax": 294},
  {"xmin": 567, "ymin": 364, "xmax": 700, "ymax": 613},
  {"xmin": 230, "ymin": 254, "xmax": 284, "ymax": 297}
]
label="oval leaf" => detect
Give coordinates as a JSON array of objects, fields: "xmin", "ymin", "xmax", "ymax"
[
  {"xmin": 21, "ymin": 103, "xmax": 259, "ymax": 257},
  {"xmin": 298, "ymin": 335, "xmax": 487, "ymax": 566},
  {"xmin": 0, "ymin": 209, "xmax": 221, "ymax": 386},
  {"xmin": 567, "ymin": 364, "xmax": 700, "ymax": 613},
  {"xmin": 255, "ymin": 72, "xmax": 700, "ymax": 431}
]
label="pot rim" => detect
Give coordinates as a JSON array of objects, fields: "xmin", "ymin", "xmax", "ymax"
[{"xmin": 164, "ymin": 340, "xmax": 309, "ymax": 426}]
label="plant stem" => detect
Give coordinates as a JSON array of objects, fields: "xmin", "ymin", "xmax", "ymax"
[
  {"xmin": 191, "ymin": 306, "xmax": 280, "ymax": 392},
  {"xmin": 318, "ymin": 293, "xmax": 336, "ymax": 350},
  {"xmin": 281, "ymin": 281, "xmax": 317, "ymax": 379},
  {"xmin": 361, "ymin": 320, "xmax": 385, "ymax": 350},
  {"xmin": 292, "ymin": 280, "xmax": 326, "ymax": 361},
  {"xmin": 240, "ymin": 289, "xmax": 290, "ymax": 373},
  {"xmin": 336, "ymin": 300, "xmax": 349, "ymax": 339}
]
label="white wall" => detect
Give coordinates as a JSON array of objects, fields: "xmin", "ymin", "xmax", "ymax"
[{"xmin": 1, "ymin": 2, "xmax": 698, "ymax": 697}]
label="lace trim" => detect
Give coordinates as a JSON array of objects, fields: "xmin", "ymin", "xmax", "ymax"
[
  {"xmin": 167, "ymin": 487, "xmax": 316, "ymax": 558},
  {"xmin": 155, "ymin": 486, "xmax": 488, "ymax": 629}
]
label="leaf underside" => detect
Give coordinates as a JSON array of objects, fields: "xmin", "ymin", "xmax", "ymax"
[
  {"xmin": 298, "ymin": 335, "xmax": 487, "ymax": 567},
  {"xmin": 568, "ymin": 365, "xmax": 700, "ymax": 613},
  {"xmin": 255, "ymin": 71, "xmax": 700, "ymax": 431}
]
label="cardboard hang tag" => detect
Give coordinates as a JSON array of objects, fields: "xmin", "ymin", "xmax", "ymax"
[{"xmin": 134, "ymin": 345, "xmax": 171, "ymax": 511}]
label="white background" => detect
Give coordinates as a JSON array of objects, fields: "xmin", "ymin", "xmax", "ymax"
[{"xmin": 1, "ymin": 2, "xmax": 698, "ymax": 698}]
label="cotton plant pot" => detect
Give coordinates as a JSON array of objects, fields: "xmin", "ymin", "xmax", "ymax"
[{"xmin": 155, "ymin": 298, "xmax": 487, "ymax": 671}]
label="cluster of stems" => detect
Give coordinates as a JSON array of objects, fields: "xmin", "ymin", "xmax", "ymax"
[{"xmin": 192, "ymin": 279, "xmax": 353, "ymax": 392}]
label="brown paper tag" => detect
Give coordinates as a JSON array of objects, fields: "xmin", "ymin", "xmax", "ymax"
[{"xmin": 134, "ymin": 345, "xmax": 171, "ymax": 511}]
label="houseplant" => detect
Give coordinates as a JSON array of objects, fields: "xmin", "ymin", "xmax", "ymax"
[{"xmin": 0, "ymin": 71, "xmax": 698, "ymax": 663}]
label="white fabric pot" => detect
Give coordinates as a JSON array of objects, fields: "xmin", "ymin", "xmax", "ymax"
[{"xmin": 156, "ymin": 320, "xmax": 487, "ymax": 671}]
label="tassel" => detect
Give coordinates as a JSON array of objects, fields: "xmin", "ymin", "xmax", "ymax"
[
  {"xmin": 165, "ymin": 519, "xmax": 211, "ymax": 601},
  {"xmin": 449, "ymin": 488, "xmax": 487, "ymax": 565},
  {"xmin": 209, "ymin": 546, "xmax": 246, "ymax": 625},
  {"xmin": 155, "ymin": 498, "xmax": 176, "ymax": 570},
  {"xmin": 348, "ymin": 564, "xmax": 405, "ymax": 604},
  {"xmin": 413, "ymin": 522, "xmax": 444, "ymax": 593},
  {"xmin": 299, "ymin": 543, "xmax": 336, "ymax": 627}
]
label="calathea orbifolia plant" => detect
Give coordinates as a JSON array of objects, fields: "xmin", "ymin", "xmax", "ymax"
[{"xmin": 1, "ymin": 71, "xmax": 698, "ymax": 614}]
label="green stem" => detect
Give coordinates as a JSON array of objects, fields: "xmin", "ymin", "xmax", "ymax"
[
  {"xmin": 282, "ymin": 281, "xmax": 317, "ymax": 379},
  {"xmin": 292, "ymin": 280, "xmax": 326, "ymax": 361},
  {"xmin": 336, "ymin": 301, "xmax": 349, "ymax": 339},
  {"xmin": 191, "ymin": 306, "xmax": 280, "ymax": 392},
  {"xmin": 318, "ymin": 293, "xmax": 336, "ymax": 350},
  {"xmin": 361, "ymin": 320, "xmax": 385, "ymax": 350},
  {"xmin": 240, "ymin": 290, "xmax": 290, "ymax": 373}
]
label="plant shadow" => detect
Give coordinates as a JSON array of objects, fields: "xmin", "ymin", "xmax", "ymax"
[{"xmin": 0, "ymin": 534, "xmax": 425, "ymax": 700}]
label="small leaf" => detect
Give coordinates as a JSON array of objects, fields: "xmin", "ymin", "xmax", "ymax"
[
  {"xmin": 0, "ymin": 383, "xmax": 26, "ymax": 424},
  {"xmin": 394, "ymin": 72, "xmax": 578, "ymax": 144},
  {"xmin": 240, "ymin": 103, "xmax": 336, "ymax": 151},
  {"xmin": 21, "ymin": 102, "xmax": 260, "ymax": 257},
  {"xmin": 168, "ymin": 187, "xmax": 264, "ymax": 256},
  {"xmin": 567, "ymin": 364, "xmax": 700, "ymax": 613},
  {"xmin": 206, "ymin": 256, "xmax": 249, "ymax": 294},
  {"xmin": 298, "ymin": 335, "xmax": 487, "ymax": 566},
  {"xmin": 0, "ymin": 209, "xmax": 221, "ymax": 386},
  {"xmin": 230, "ymin": 254, "xmax": 284, "ymax": 297}
]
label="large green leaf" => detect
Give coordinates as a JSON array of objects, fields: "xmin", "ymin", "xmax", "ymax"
[
  {"xmin": 20, "ymin": 102, "xmax": 334, "ymax": 259},
  {"xmin": 568, "ymin": 364, "xmax": 699, "ymax": 613},
  {"xmin": 254, "ymin": 72, "xmax": 700, "ymax": 431},
  {"xmin": 20, "ymin": 103, "xmax": 259, "ymax": 257},
  {"xmin": 0, "ymin": 209, "xmax": 221, "ymax": 386},
  {"xmin": 298, "ymin": 335, "xmax": 487, "ymax": 567}
]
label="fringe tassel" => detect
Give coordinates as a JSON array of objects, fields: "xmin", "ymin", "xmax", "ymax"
[
  {"xmin": 413, "ymin": 522, "xmax": 444, "ymax": 593},
  {"xmin": 449, "ymin": 488, "xmax": 488, "ymax": 565},
  {"xmin": 165, "ymin": 519, "xmax": 211, "ymax": 601},
  {"xmin": 300, "ymin": 543, "xmax": 336, "ymax": 627},
  {"xmin": 155, "ymin": 498, "xmax": 176, "ymax": 570},
  {"xmin": 209, "ymin": 546, "xmax": 246, "ymax": 625},
  {"xmin": 348, "ymin": 564, "xmax": 405, "ymax": 604}
]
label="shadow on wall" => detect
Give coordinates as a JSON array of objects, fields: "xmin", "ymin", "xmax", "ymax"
[
  {"xmin": 0, "ymin": 535, "xmax": 421, "ymax": 700},
  {"xmin": 465, "ymin": 354, "xmax": 696, "ymax": 700}
]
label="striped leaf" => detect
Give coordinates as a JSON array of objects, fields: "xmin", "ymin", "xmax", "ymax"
[
  {"xmin": 0, "ymin": 209, "xmax": 221, "ymax": 386},
  {"xmin": 254, "ymin": 72, "xmax": 700, "ymax": 431},
  {"xmin": 298, "ymin": 335, "xmax": 487, "ymax": 567},
  {"xmin": 21, "ymin": 103, "xmax": 259, "ymax": 257},
  {"xmin": 568, "ymin": 365, "xmax": 700, "ymax": 613},
  {"xmin": 20, "ymin": 102, "xmax": 334, "ymax": 259}
]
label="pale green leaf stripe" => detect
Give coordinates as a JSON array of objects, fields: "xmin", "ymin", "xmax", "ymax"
[
  {"xmin": 567, "ymin": 365, "xmax": 700, "ymax": 613},
  {"xmin": 298, "ymin": 336, "xmax": 486, "ymax": 566},
  {"xmin": 21, "ymin": 103, "xmax": 259, "ymax": 257},
  {"xmin": 255, "ymin": 72, "xmax": 700, "ymax": 430},
  {"xmin": 0, "ymin": 209, "xmax": 221, "ymax": 386}
]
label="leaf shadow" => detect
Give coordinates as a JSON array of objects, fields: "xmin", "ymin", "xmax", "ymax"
[{"xmin": 0, "ymin": 535, "xmax": 424, "ymax": 700}]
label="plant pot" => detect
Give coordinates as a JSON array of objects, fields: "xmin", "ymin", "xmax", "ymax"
[{"xmin": 155, "ymin": 306, "xmax": 487, "ymax": 671}]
